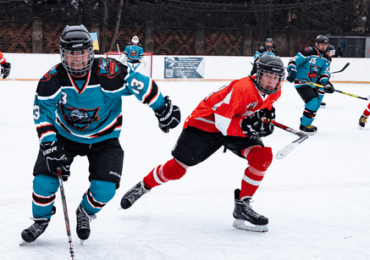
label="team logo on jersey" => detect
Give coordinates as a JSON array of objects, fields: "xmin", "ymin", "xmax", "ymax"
[
  {"xmin": 41, "ymin": 66, "xmax": 58, "ymax": 82},
  {"xmin": 308, "ymin": 65, "xmax": 320, "ymax": 81},
  {"xmin": 98, "ymin": 59, "xmax": 120, "ymax": 79},
  {"xmin": 129, "ymin": 50, "xmax": 138, "ymax": 57},
  {"xmin": 60, "ymin": 105, "xmax": 99, "ymax": 130}
]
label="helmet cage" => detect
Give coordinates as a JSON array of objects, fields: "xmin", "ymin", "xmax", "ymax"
[
  {"xmin": 326, "ymin": 45, "xmax": 335, "ymax": 57},
  {"xmin": 60, "ymin": 26, "xmax": 94, "ymax": 77},
  {"xmin": 256, "ymin": 62, "xmax": 285, "ymax": 95}
]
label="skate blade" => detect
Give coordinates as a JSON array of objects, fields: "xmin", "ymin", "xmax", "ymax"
[
  {"xmin": 233, "ymin": 219, "xmax": 268, "ymax": 232},
  {"xmin": 80, "ymin": 239, "xmax": 85, "ymax": 246}
]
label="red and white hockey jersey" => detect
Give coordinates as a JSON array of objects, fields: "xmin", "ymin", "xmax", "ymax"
[
  {"xmin": 0, "ymin": 51, "xmax": 6, "ymax": 65},
  {"xmin": 183, "ymin": 76, "xmax": 281, "ymax": 137}
]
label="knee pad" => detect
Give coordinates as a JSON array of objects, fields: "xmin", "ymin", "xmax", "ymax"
[
  {"xmin": 246, "ymin": 146, "xmax": 273, "ymax": 172},
  {"xmin": 162, "ymin": 158, "xmax": 187, "ymax": 181}
]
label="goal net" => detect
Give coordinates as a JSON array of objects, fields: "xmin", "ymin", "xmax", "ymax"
[{"xmin": 105, "ymin": 51, "xmax": 153, "ymax": 78}]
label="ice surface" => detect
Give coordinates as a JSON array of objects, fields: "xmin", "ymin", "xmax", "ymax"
[{"xmin": 1, "ymin": 80, "xmax": 369, "ymax": 260}]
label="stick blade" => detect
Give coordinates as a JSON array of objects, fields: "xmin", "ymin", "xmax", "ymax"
[{"xmin": 275, "ymin": 143, "xmax": 299, "ymax": 159}]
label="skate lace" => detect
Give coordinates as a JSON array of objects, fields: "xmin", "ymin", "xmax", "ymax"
[
  {"xmin": 28, "ymin": 221, "xmax": 48, "ymax": 237},
  {"xmin": 77, "ymin": 207, "xmax": 95, "ymax": 229},
  {"xmin": 243, "ymin": 203, "xmax": 261, "ymax": 219},
  {"xmin": 126, "ymin": 185, "xmax": 146, "ymax": 203}
]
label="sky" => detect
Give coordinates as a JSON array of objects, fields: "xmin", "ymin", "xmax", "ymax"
[{"xmin": 0, "ymin": 80, "xmax": 369, "ymax": 260}]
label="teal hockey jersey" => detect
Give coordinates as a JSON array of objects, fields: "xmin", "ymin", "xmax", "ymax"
[
  {"xmin": 33, "ymin": 58, "xmax": 165, "ymax": 144},
  {"xmin": 124, "ymin": 44, "xmax": 144, "ymax": 62},
  {"xmin": 287, "ymin": 46, "xmax": 331, "ymax": 88}
]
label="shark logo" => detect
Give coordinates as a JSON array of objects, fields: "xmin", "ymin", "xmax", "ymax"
[
  {"xmin": 60, "ymin": 105, "xmax": 99, "ymax": 130},
  {"xmin": 309, "ymin": 65, "xmax": 320, "ymax": 81}
]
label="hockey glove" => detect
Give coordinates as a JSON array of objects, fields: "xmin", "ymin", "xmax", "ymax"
[
  {"xmin": 259, "ymin": 107, "xmax": 275, "ymax": 137},
  {"xmin": 154, "ymin": 96, "xmax": 181, "ymax": 133},
  {"xmin": 241, "ymin": 113, "xmax": 262, "ymax": 139},
  {"xmin": 323, "ymin": 81, "xmax": 335, "ymax": 94},
  {"xmin": 1, "ymin": 62, "xmax": 11, "ymax": 79},
  {"xmin": 40, "ymin": 141, "xmax": 71, "ymax": 181},
  {"xmin": 286, "ymin": 66, "xmax": 297, "ymax": 83}
]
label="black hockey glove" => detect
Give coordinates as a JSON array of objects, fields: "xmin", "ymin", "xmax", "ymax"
[
  {"xmin": 241, "ymin": 113, "xmax": 262, "ymax": 139},
  {"xmin": 154, "ymin": 96, "xmax": 181, "ymax": 133},
  {"xmin": 259, "ymin": 107, "xmax": 275, "ymax": 137},
  {"xmin": 1, "ymin": 62, "xmax": 11, "ymax": 79},
  {"xmin": 40, "ymin": 141, "xmax": 71, "ymax": 181},
  {"xmin": 323, "ymin": 81, "xmax": 335, "ymax": 94},
  {"xmin": 286, "ymin": 66, "xmax": 297, "ymax": 83}
]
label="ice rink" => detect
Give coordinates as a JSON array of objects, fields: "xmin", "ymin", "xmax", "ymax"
[{"xmin": 0, "ymin": 79, "xmax": 369, "ymax": 260}]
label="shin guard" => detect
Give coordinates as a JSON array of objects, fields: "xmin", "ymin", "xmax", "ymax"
[
  {"xmin": 81, "ymin": 180, "xmax": 116, "ymax": 215},
  {"xmin": 143, "ymin": 158, "xmax": 187, "ymax": 189},
  {"xmin": 240, "ymin": 146, "xmax": 273, "ymax": 199},
  {"xmin": 32, "ymin": 174, "xmax": 59, "ymax": 219}
]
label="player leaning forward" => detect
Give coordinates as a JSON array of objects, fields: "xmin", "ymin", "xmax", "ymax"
[
  {"xmin": 21, "ymin": 25, "xmax": 180, "ymax": 243},
  {"xmin": 120, "ymin": 55, "xmax": 286, "ymax": 232}
]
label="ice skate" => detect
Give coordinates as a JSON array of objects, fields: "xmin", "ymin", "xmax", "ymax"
[
  {"xmin": 21, "ymin": 217, "xmax": 50, "ymax": 242},
  {"xmin": 359, "ymin": 115, "xmax": 367, "ymax": 129},
  {"xmin": 299, "ymin": 124, "xmax": 317, "ymax": 135},
  {"xmin": 76, "ymin": 204, "xmax": 96, "ymax": 244},
  {"xmin": 232, "ymin": 189, "xmax": 268, "ymax": 232},
  {"xmin": 120, "ymin": 181, "xmax": 149, "ymax": 209}
]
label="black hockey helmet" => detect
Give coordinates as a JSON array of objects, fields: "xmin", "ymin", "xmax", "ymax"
[
  {"xmin": 315, "ymin": 35, "xmax": 329, "ymax": 45},
  {"xmin": 256, "ymin": 55, "xmax": 285, "ymax": 95},
  {"xmin": 265, "ymin": 38, "xmax": 273, "ymax": 50},
  {"xmin": 60, "ymin": 24, "xmax": 94, "ymax": 76},
  {"xmin": 326, "ymin": 44, "xmax": 335, "ymax": 57}
]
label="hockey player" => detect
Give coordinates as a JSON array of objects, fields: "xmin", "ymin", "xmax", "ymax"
[
  {"xmin": 120, "ymin": 55, "xmax": 286, "ymax": 232},
  {"xmin": 122, "ymin": 36, "xmax": 145, "ymax": 71},
  {"xmin": 321, "ymin": 44, "xmax": 336, "ymax": 108},
  {"xmin": 0, "ymin": 50, "xmax": 11, "ymax": 79},
  {"xmin": 250, "ymin": 38, "xmax": 276, "ymax": 75},
  {"xmin": 286, "ymin": 35, "xmax": 334, "ymax": 135},
  {"xmin": 21, "ymin": 25, "xmax": 181, "ymax": 243}
]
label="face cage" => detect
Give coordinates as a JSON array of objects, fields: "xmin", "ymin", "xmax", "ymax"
[
  {"xmin": 256, "ymin": 68, "xmax": 284, "ymax": 95},
  {"xmin": 60, "ymin": 47, "xmax": 94, "ymax": 77},
  {"xmin": 265, "ymin": 42, "xmax": 273, "ymax": 50},
  {"xmin": 327, "ymin": 49, "xmax": 335, "ymax": 57}
]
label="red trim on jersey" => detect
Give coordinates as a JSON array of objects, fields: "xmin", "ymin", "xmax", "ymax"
[{"xmin": 67, "ymin": 70, "xmax": 91, "ymax": 94}]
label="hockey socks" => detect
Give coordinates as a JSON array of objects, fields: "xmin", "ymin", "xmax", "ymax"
[
  {"xmin": 143, "ymin": 158, "xmax": 187, "ymax": 189},
  {"xmin": 240, "ymin": 146, "xmax": 272, "ymax": 199},
  {"xmin": 32, "ymin": 174, "xmax": 59, "ymax": 219},
  {"xmin": 81, "ymin": 180, "xmax": 116, "ymax": 215}
]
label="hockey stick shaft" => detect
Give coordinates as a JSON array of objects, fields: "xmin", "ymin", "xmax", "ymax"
[
  {"xmin": 262, "ymin": 118, "xmax": 303, "ymax": 137},
  {"xmin": 262, "ymin": 118, "xmax": 308, "ymax": 159},
  {"xmin": 331, "ymin": 62, "xmax": 350, "ymax": 74},
  {"xmin": 57, "ymin": 168, "xmax": 76, "ymax": 260},
  {"xmin": 298, "ymin": 80, "xmax": 369, "ymax": 101}
]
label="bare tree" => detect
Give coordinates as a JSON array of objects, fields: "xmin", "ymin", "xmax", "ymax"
[{"xmin": 108, "ymin": 0, "xmax": 124, "ymax": 52}]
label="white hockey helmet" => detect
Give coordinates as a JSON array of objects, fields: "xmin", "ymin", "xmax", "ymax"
[{"xmin": 132, "ymin": 36, "xmax": 139, "ymax": 44}]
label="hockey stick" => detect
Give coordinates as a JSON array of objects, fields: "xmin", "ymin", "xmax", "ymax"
[
  {"xmin": 331, "ymin": 62, "xmax": 350, "ymax": 74},
  {"xmin": 298, "ymin": 80, "xmax": 370, "ymax": 101},
  {"xmin": 262, "ymin": 118, "xmax": 309, "ymax": 159},
  {"xmin": 57, "ymin": 167, "xmax": 76, "ymax": 260}
]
